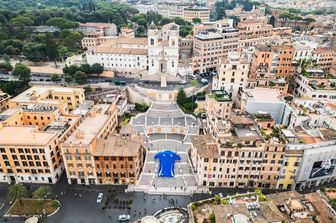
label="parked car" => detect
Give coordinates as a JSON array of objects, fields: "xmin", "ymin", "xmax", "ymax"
[
  {"xmin": 189, "ymin": 74, "xmax": 197, "ymax": 80},
  {"xmin": 118, "ymin": 214, "xmax": 130, "ymax": 222},
  {"xmin": 179, "ymin": 79, "xmax": 187, "ymax": 84},
  {"xmin": 201, "ymin": 78, "xmax": 209, "ymax": 85},
  {"xmin": 96, "ymin": 193, "xmax": 104, "ymax": 203}
]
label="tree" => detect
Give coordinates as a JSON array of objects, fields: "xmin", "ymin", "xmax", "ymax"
[
  {"xmin": 46, "ymin": 17, "xmax": 79, "ymax": 30},
  {"xmin": 45, "ymin": 34, "xmax": 59, "ymax": 67},
  {"xmin": 136, "ymin": 18, "xmax": 147, "ymax": 27},
  {"xmin": 22, "ymin": 42, "xmax": 46, "ymax": 64},
  {"xmin": 12, "ymin": 63, "xmax": 31, "ymax": 83},
  {"xmin": 0, "ymin": 62, "xmax": 13, "ymax": 73},
  {"xmin": 192, "ymin": 18, "xmax": 202, "ymax": 24},
  {"xmin": 74, "ymin": 71, "xmax": 87, "ymax": 84},
  {"xmin": 33, "ymin": 186, "xmax": 51, "ymax": 199},
  {"xmin": 51, "ymin": 74, "xmax": 61, "ymax": 82},
  {"xmin": 64, "ymin": 74, "xmax": 73, "ymax": 84},
  {"xmin": 135, "ymin": 103, "xmax": 149, "ymax": 112},
  {"xmin": 8, "ymin": 183, "xmax": 27, "ymax": 204},
  {"xmin": 64, "ymin": 32, "xmax": 83, "ymax": 51},
  {"xmin": 177, "ymin": 89, "xmax": 187, "ymax": 105},
  {"xmin": 159, "ymin": 18, "xmax": 172, "ymax": 26},
  {"xmin": 91, "ymin": 63, "xmax": 104, "ymax": 74},
  {"xmin": 58, "ymin": 46, "xmax": 70, "ymax": 62},
  {"xmin": 9, "ymin": 16, "xmax": 32, "ymax": 29},
  {"xmin": 303, "ymin": 18, "xmax": 316, "ymax": 23},
  {"xmin": 63, "ymin": 64, "xmax": 80, "ymax": 76},
  {"xmin": 80, "ymin": 64, "xmax": 92, "ymax": 74}
]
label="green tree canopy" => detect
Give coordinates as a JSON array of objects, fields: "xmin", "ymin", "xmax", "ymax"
[
  {"xmin": 177, "ymin": 89, "xmax": 187, "ymax": 105},
  {"xmin": 192, "ymin": 17, "xmax": 202, "ymax": 24},
  {"xmin": 8, "ymin": 183, "xmax": 27, "ymax": 203},
  {"xmin": 74, "ymin": 70, "xmax": 87, "ymax": 84},
  {"xmin": 51, "ymin": 74, "xmax": 61, "ymax": 82},
  {"xmin": 63, "ymin": 31, "xmax": 83, "ymax": 51},
  {"xmin": 80, "ymin": 64, "xmax": 92, "ymax": 74},
  {"xmin": 45, "ymin": 34, "xmax": 59, "ymax": 67},
  {"xmin": 12, "ymin": 63, "xmax": 31, "ymax": 83},
  {"xmin": 91, "ymin": 63, "xmax": 104, "ymax": 74},
  {"xmin": 64, "ymin": 74, "xmax": 73, "ymax": 84},
  {"xmin": 33, "ymin": 186, "xmax": 51, "ymax": 199},
  {"xmin": 46, "ymin": 17, "xmax": 79, "ymax": 30},
  {"xmin": 22, "ymin": 42, "xmax": 46, "ymax": 64},
  {"xmin": 9, "ymin": 16, "xmax": 32, "ymax": 28}
]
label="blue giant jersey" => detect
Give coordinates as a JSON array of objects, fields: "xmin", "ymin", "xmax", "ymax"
[{"xmin": 154, "ymin": 150, "xmax": 181, "ymax": 178}]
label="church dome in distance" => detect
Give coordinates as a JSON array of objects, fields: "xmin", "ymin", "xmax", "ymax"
[
  {"xmin": 148, "ymin": 21, "xmax": 157, "ymax": 30},
  {"xmin": 170, "ymin": 23, "xmax": 179, "ymax": 30}
]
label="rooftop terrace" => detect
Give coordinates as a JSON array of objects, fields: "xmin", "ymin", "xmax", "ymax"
[{"xmin": 208, "ymin": 90, "xmax": 232, "ymax": 102}]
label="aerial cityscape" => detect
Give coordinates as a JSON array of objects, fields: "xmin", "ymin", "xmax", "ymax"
[{"xmin": 0, "ymin": 0, "xmax": 335, "ymax": 222}]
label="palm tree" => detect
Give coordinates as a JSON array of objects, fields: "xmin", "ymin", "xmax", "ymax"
[
  {"xmin": 33, "ymin": 186, "xmax": 51, "ymax": 199},
  {"xmin": 8, "ymin": 183, "xmax": 27, "ymax": 204}
]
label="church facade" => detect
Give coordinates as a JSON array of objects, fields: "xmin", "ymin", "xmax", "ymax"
[{"xmin": 86, "ymin": 22, "xmax": 180, "ymax": 77}]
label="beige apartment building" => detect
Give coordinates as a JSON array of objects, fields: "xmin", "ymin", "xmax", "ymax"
[
  {"xmin": 76, "ymin": 22, "xmax": 118, "ymax": 49},
  {"xmin": 205, "ymin": 90, "xmax": 233, "ymax": 121},
  {"xmin": 193, "ymin": 19, "xmax": 232, "ymax": 35},
  {"xmin": 248, "ymin": 43, "xmax": 294, "ymax": 88},
  {"xmin": 9, "ymin": 86, "xmax": 85, "ymax": 112},
  {"xmin": 0, "ymin": 126, "xmax": 63, "ymax": 184},
  {"xmin": 193, "ymin": 27, "xmax": 238, "ymax": 73},
  {"xmin": 212, "ymin": 52, "xmax": 249, "ymax": 102},
  {"xmin": 62, "ymin": 103, "xmax": 118, "ymax": 185},
  {"xmin": 0, "ymin": 91, "xmax": 10, "ymax": 113},
  {"xmin": 271, "ymin": 43, "xmax": 295, "ymax": 79},
  {"xmin": 93, "ymin": 130, "xmax": 144, "ymax": 185},
  {"xmin": 237, "ymin": 19, "xmax": 274, "ymax": 51},
  {"xmin": 183, "ymin": 7, "xmax": 210, "ymax": 23},
  {"xmin": 157, "ymin": 4, "xmax": 210, "ymax": 23},
  {"xmin": 62, "ymin": 104, "xmax": 144, "ymax": 185},
  {"xmin": 248, "ymin": 44, "xmax": 274, "ymax": 87},
  {"xmin": 0, "ymin": 86, "xmax": 86, "ymax": 184},
  {"xmin": 194, "ymin": 111, "xmax": 285, "ymax": 188},
  {"xmin": 312, "ymin": 47, "xmax": 336, "ymax": 72}
]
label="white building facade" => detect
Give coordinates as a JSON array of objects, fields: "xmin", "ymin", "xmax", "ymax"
[{"xmin": 86, "ymin": 23, "xmax": 180, "ymax": 77}]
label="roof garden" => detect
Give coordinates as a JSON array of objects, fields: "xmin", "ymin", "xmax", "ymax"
[{"xmin": 208, "ymin": 90, "xmax": 232, "ymax": 102}]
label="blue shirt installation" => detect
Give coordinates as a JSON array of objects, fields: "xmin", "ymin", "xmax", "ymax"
[{"xmin": 154, "ymin": 150, "xmax": 181, "ymax": 178}]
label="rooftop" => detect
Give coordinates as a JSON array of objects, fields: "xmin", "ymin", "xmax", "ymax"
[
  {"xmin": 208, "ymin": 90, "xmax": 232, "ymax": 102},
  {"xmin": 72, "ymin": 101, "xmax": 94, "ymax": 116},
  {"xmin": 0, "ymin": 107, "xmax": 21, "ymax": 121},
  {"xmin": 22, "ymin": 104, "xmax": 58, "ymax": 113},
  {"xmin": 11, "ymin": 86, "xmax": 82, "ymax": 103},
  {"xmin": 244, "ymin": 88, "xmax": 282, "ymax": 102},
  {"xmin": 63, "ymin": 104, "xmax": 112, "ymax": 146},
  {"xmin": 0, "ymin": 126, "xmax": 56, "ymax": 146},
  {"xmin": 191, "ymin": 135, "xmax": 219, "ymax": 158},
  {"xmin": 94, "ymin": 134, "xmax": 143, "ymax": 157}
]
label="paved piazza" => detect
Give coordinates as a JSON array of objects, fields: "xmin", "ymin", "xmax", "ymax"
[{"xmin": 129, "ymin": 102, "xmax": 205, "ymax": 195}]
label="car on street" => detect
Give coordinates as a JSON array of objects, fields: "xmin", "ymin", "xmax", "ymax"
[
  {"xmin": 118, "ymin": 214, "xmax": 130, "ymax": 221},
  {"xmin": 96, "ymin": 193, "xmax": 104, "ymax": 203},
  {"xmin": 201, "ymin": 78, "xmax": 209, "ymax": 85},
  {"xmin": 189, "ymin": 74, "xmax": 197, "ymax": 80},
  {"xmin": 179, "ymin": 79, "xmax": 187, "ymax": 84}
]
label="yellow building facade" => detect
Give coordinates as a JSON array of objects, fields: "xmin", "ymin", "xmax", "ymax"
[
  {"xmin": 277, "ymin": 150, "xmax": 303, "ymax": 190},
  {"xmin": 9, "ymin": 86, "xmax": 85, "ymax": 112}
]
